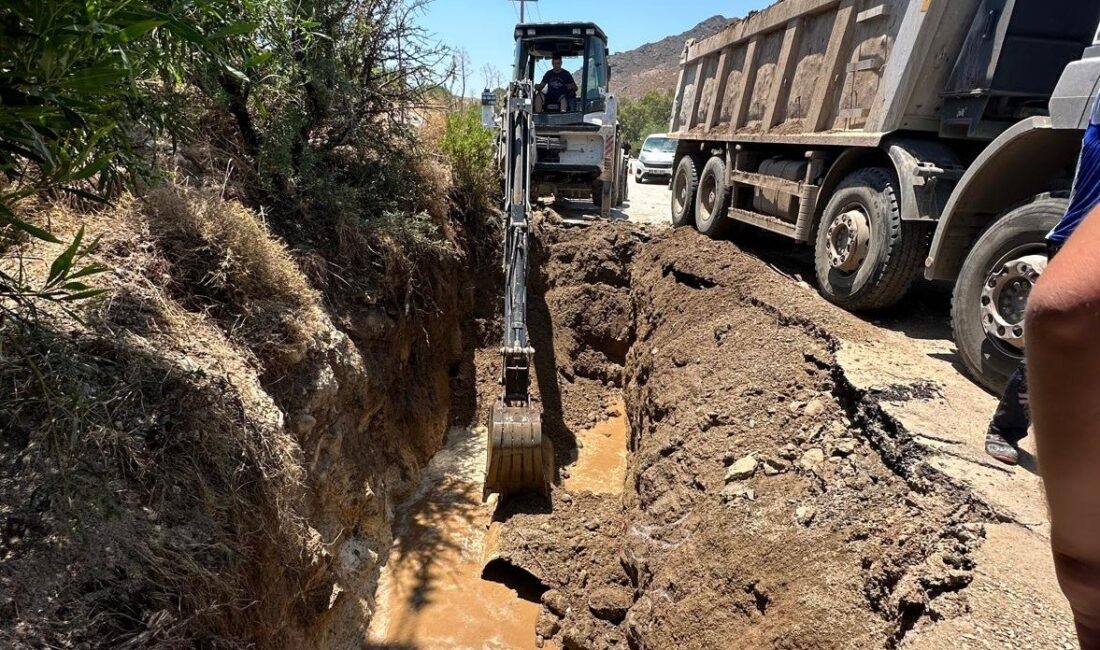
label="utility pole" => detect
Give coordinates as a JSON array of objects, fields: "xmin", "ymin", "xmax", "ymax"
[{"xmin": 510, "ymin": 0, "xmax": 537, "ymax": 23}]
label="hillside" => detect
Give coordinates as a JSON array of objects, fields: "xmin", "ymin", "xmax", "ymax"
[{"xmin": 609, "ymin": 15, "xmax": 731, "ymax": 101}]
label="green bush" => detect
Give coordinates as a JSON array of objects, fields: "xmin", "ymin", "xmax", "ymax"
[
  {"xmin": 0, "ymin": 0, "xmax": 240, "ymax": 317},
  {"xmin": 1, "ymin": 0, "xmax": 459, "ymax": 311},
  {"xmin": 440, "ymin": 107, "xmax": 498, "ymax": 215},
  {"xmin": 619, "ymin": 91, "xmax": 675, "ymax": 154}
]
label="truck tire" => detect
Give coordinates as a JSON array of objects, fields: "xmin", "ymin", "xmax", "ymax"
[
  {"xmin": 814, "ymin": 167, "xmax": 929, "ymax": 311},
  {"xmin": 695, "ymin": 156, "xmax": 734, "ymax": 238},
  {"xmin": 671, "ymin": 154, "xmax": 702, "ymax": 227},
  {"xmin": 951, "ymin": 195, "xmax": 1067, "ymax": 393},
  {"xmin": 592, "ymin": 180, "xmax": 603, "ymax": 208}
]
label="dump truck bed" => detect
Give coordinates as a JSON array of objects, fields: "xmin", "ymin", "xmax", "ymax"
[{"xmin": 669, "ymin": 0, "xmax": 983, "ymax": 146}]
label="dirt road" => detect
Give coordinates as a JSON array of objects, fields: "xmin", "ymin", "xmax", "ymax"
[
  {"xmin": 368, "ymin": 194, "xmax": 1074, "ymax": 649},
  {"xmin": 546, "ymin": 170, "xmax": 671, "ymax": 227}
]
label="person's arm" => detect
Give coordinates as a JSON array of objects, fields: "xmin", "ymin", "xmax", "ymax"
[
  {"xmin": 1026, "ymin": 202, "xmax": 1100, "ymax": 649},
  {"xmin": 565, "ymin": 72, "xmax": 578, "ymax": 93},
  {"xmin": 536, "ymin": 71, "xmax": 550, "ymax": 92}
]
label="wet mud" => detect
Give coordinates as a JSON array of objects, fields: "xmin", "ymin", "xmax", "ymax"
[{"xmin": 369, "ymin": 216, "xmax": 1040, "ymax": 650}]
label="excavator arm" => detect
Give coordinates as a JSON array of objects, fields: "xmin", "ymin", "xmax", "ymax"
[{"xmin": 485, "ymin": 81, "xmax": 554, "ymax": 497}]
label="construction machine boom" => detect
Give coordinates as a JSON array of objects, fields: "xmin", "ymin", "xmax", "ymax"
[
  {"xmin": 485, "ymin": 80, "xmax": 553, "ymax": 497},
  {"xmin": 485, "ymin": 20, "xmax": 623, "ymax": 497}
]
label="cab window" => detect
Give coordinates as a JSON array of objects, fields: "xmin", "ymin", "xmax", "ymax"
[{"xmin": 584, "ymin": 35, "xmax": 607, "ymax": 112}]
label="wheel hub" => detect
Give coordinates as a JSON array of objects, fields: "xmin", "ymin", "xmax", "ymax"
[
  {"xmin": 702, "ymin": 188, "xmax": 715, "ymax": 217},
  {"xmin": 827, "ymin": 209, "xmax": 871, "ymax": 273},
  {"xmin": 980, "ymin": 253, "xmax": 1047, "ymax": 349}
]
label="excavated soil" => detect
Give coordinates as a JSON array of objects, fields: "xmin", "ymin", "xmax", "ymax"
[
  {"xmin": 369, "ymin": 212, "xmax": 1070, "ymax": 650},
  {"xmin": 485, "ymin": 220, "xmax": 992, "ymax": 650}
]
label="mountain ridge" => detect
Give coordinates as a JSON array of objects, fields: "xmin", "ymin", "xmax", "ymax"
[{"xmin": 609, "ymin": 15, "xmax": 731, "ymax": 101}]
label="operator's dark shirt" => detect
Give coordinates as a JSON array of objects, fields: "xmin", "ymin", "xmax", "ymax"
[{"xmin": 540, "ymin": 68, "xmax": 576, "ymax": 105}]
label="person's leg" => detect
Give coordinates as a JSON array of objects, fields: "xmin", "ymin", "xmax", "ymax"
[
  {"xmin": 1027, "ymin": 203, "xmax": 1100, "ymax": 648},
  {"xmin": 986, "ymin": 361, "xmax": 1029, "ymax": 464}
]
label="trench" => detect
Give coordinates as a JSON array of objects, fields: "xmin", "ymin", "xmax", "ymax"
[
  {"xmin": 365, "ymin": 216, "xmax": 988, "ymax": 650},
  {"xmin": 366, "ymin": 214, "xmax": 638, "ymax": 650}
]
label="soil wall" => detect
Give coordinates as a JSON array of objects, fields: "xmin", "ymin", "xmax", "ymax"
[{"xmin": 0, "ymin": 187, "xmax": 485, "ymax": 649}]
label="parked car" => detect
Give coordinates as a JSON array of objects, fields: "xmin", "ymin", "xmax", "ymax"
[{"xmin": 634, "ymin": 134, "xmax": 676, "ymax": 184}]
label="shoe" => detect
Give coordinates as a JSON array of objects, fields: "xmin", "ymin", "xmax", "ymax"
[{"xmin": 985, "ymin": 433, "xmax": 1020, "ymax": 466}]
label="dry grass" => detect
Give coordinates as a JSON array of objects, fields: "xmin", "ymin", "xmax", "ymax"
[
  {"xmin": 0, "ymin": 188, "xmax": 332, "ymax": 649},
  {"xmin": 141, "ymin": 187, "xmax": 326, "ymax": 370}
]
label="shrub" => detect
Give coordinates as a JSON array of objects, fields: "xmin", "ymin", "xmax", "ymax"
[{"xmin": 439, "ymin": 106, "xmax": 498, "ymax": 215}]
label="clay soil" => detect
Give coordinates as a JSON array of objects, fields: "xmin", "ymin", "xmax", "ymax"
[{"xmin": 370, "ymin": 207, "xmax": 1074, "ymax": 650}]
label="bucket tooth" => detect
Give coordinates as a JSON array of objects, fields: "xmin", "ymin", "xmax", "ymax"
[{"xmin": 485, "ymin": 399, "xmax": 553, "ymax": 496}]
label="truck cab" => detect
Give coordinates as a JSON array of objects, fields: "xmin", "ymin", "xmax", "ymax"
[{"xmin": 511, "ymin": 22, "xmax": 626, "ymax": 210}]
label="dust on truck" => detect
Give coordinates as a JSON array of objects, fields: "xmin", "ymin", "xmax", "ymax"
[{"xmin": 666, "ymin": 0, "xmax": 1100, "ymax": 392}]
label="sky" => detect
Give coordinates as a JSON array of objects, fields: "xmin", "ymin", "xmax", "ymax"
[{"xmin": 417, "ymin": 0, "xmax": 771, "ymax": 93}]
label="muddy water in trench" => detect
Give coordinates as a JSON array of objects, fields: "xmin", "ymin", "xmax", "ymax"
[
  {"xmin": 369, "ymin": 401, "xmax": 629, "ymax": 649},
  {"xmin": 564, "ymin": 397, "xmax": 628, "ymax": 496}
]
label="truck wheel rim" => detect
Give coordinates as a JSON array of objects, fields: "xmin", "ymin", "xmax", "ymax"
[
  {"xmin": 699, "ymin": 172, "xmax": 717, "ymax": 222},
  {"xmin": 980, "ymin": 251, "xmax": 1047, "ymax": 350},
  {"xmin": 827, "ymin": 208, "xmax": 871, "ymax": 273}
]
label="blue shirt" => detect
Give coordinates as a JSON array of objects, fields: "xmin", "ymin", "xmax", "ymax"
[{"xmin": 1048, "ymin": 96, "xmax": 1100, "ymax": 243}]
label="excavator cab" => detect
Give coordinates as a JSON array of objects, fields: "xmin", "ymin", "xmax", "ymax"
[
  {"xmin": 513, "ymin": 22, "xmax": 611, "ymax": 120},
  {"xmin": 508, "ymin": 22, "xmax": 627, "ymax": 213}
]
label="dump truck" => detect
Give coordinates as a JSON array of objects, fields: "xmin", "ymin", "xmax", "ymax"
[{"xmin": 666, "ymin": 0, "xmax": 1100, "ymax": 392}]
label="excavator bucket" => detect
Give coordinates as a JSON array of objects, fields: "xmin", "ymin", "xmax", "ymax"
[{"xmin": 485, "ymin": 399, "xmax": 554, "ymax": 497}]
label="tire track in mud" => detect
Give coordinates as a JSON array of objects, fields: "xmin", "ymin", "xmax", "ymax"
[{"xmin": 493, "ymin": 222, "xmax": 992, "ymax": 650}]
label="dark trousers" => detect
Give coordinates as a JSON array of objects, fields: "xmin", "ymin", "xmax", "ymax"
[
  {"xmin": 990, "ymin": 361, "xmax": 1030, "ymax": 443},
  {"xmin": 987, "ymin": 241, "xmax": 1063, "ymax": 444}
]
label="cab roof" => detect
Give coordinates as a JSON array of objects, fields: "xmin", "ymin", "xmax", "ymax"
[{"xmin": 514, "ymin": 22, "xmax": 608, "ymax": 42}]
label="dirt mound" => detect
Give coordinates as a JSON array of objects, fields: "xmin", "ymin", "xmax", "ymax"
[
  {"xmin": 485, "ymin": 222, "xmax": 989, "ymax": 650},
  {"xmin": 619, "ymin": 233, "xmax": 982, "ymax": 649}
]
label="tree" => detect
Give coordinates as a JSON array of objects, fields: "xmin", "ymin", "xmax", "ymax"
[
  {"xmin": 482, "ymin": 63, "xmax": 504, "ymax": 94},
  {"xmin": 449, "ymin": 47, "xmax": 472, "ymax": 108},
  {"xmin": 201, "ymin": 0, "xmax": 449, "ymax": 222},
  {"xmin": 619, "ymin": 91, "xmax": 674, "ymax": 154}
]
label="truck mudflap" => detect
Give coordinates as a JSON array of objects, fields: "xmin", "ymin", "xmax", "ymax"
[{"xmin": 882, "ymin": 138, "xmax": 965, "ymax": 223}]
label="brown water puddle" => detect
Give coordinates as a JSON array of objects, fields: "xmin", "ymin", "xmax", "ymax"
[
  {"xmin": 369, "ymin": 427, "xmax": 541, "ymax": 649},
  {"xmin": 564, "ymin": 396, "xmax": 628, "ymax": 495},
  {"xmin": 370, "ymin": 396, "xmax": 629, "ymax": 649}
]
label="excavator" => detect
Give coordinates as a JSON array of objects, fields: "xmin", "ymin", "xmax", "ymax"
[{"xmin": 483, "ymin": 22, "xmax": 625, "ymax": 496}]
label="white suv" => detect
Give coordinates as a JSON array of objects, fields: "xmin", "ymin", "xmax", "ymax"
[{"xmin": 634, "ymin": 134, "xmax": 675, "ymax": 184}]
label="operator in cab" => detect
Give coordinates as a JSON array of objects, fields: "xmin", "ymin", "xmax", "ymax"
[{"xmin": 536, "ymin": 54, "xmax": 577, "ymax": 113}]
